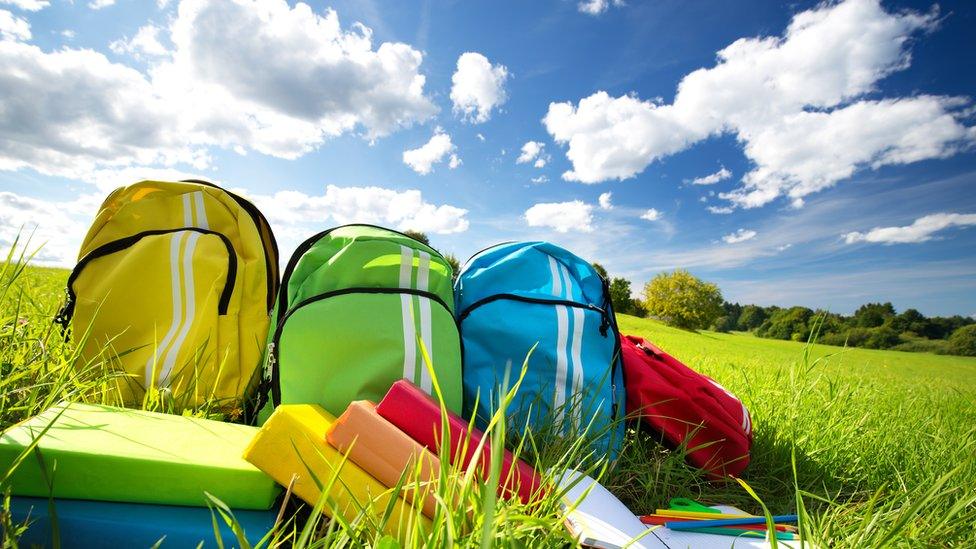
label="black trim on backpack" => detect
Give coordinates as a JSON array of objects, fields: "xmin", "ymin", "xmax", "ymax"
[
  {"xmin": 274, "ymin": 224, "xmax": 451, "ymax": 327},
  {"xmin": 180, "ymin": 179, "xmax": 279, "ymax": 312},
  {"xmin": 268, "ymin": 286, "xmax": 457, "ymax": 407},
  {"xmin": 604, "ymin": 278, "xmax": 623, "ymax": 424},
  {"xmin": 456, "ymin": 293, "xmax": 609, "ymax": 325},
  {"xmin": 55, "ymin": 228, "xmax": 238, "ymax": 331}
]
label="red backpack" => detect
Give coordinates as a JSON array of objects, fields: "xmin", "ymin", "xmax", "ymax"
[{"xmin": 620, "ymin": 334, "xmax": 752, "ymax": 477}]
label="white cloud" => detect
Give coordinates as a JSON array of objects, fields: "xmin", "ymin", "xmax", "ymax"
[
  {"xmin": 247, "ymin": 184, "xmax": 469, "ymax": 236},
  {"xmin": 450, "ymin": 51, "xmax": 509, "ymax": 123},
  {"xmin": 0, "ymin": 191, "xmax": 102, "ymax": 266},
  {"xmin": 89, "ymin": 0, "xmax": 115, "ymax": 9},
  {"xmin": 0, "ymin": 9, "xmax": 30, "ymax": 41},
  {"xmin": 517, "ymin": 140, "xmax": 550, "ymax": 169},
  {"xmin": 0, "ymin": 1, "xmax": 437, "ymax": 180},
  {"xmin": 530, "ymin": 175, "xmax": 548, "ymax": 184},
  {"xmin": 1, "ymin": 0, "xmax": 49, "ymax": 11},
  {"xmin": 0, "ymin": 40, "xmax": 203, "ymax": 179},
  {"xmin": 525, "ymin": 200, "xmax": 593, "ymax": 233},
  {"xmin": 402, "ymin": 129, "xmax": 457, "ymax": 175},
  {"xmin": 723, "ymin": 228, "xmax": 758, "ymax": 244},
  {"xmin": 476, "ymin": 133, "xmax": 485, "ymax": 142},
  {"xmin": 159, "ymin": 0, "xmax": 436, "ymax": 154},
  {"xmin": 517, "ymin": 141, "xmax": 544, "ymax": 164},
  {"xmin": 598, "ymin": 191, "xmax": 612, "ymax": 210},
  {"xmin": 578, "ymin": 0, "xmax": 623, "ymax": 16},
  {"xmin": 110, "ymin": 24, "xmax": 168, "ymax": 58},
  {"xmin": 707, "ymin": 205, "xmax": 734, "ymax": 215},
  {"xmin": 60, "ymin": 29, "xmax": 76, "ymax": 39},
  {"xmin": 639, "ymin": 208, "xmax": 661, "ymax": 221},
  {"xmin": 544, "ymin": 0, "xmax": 974, "ymax": 208},
  {"xmin": 690, "ymin": 166, "xmax": 731, "ymax": 185},
  {"xmin": 843, "ymin": 213, "xmax": 976, "ymax": 244}
]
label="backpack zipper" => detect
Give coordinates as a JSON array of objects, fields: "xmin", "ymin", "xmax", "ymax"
[
  {"xmin": 180, "ymin": 179, "xmax": 279, "ymax": 312},
  {"xmin": 274, "ymin": 224, "xmax": 452, "ymax": 327},
  {"xmin": 268, "ymin": 286, "xmax": 456, "ymax": 406},
  {"xmin": 457, "ymin": 293, "xmax": 611, "ymax": 332},
  {"xmin": 55, "ymin": 228, "xmax": 238, "ymax": 330}
]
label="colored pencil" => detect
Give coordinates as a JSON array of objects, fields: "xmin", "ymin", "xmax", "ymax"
[
  {"xmin": 655, "ymin": 509, "xmax": 755, "ymax": 519},
  {"xmin": 684, "ymin": 527, "xmax": 799, "ymax": 541},
  {"xmin": 665, "ymin": 515, "xmax": 799, "ymax": 530},
  {"xmin": 639, "ymin": 515, "xmax": 795, "ymax": 532}
]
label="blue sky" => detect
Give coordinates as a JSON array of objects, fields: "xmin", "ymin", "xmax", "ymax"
[{"xmin": 1, "ymin": 0, "xmax": 974, "ymax": 316}]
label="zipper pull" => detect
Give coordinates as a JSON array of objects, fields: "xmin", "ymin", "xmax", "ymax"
[
  {"xmin": 54, "ymin": 288, "xmax": 73, "ymax": 333},
  {"xmin": 263, "ymin": 342, "xmax": 276, "ymax": 379},
  {"xmin": 599, "ymin": 311, "xmax": 610, "ymax": 337}
]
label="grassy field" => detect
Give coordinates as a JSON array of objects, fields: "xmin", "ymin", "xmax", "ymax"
[{"xmin": 2, "ymin": 255, "xmax": 975, "ymax": 547}]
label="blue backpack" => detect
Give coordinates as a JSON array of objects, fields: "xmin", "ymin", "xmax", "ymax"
[{"xmin": 455, "ymin": 242, "xmax": 625, "ymax": 458}]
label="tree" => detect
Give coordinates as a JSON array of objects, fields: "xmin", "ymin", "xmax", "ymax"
[
  {"xmin": 591, "ymin": 262, "xmax": 609, "ymax": 280},
  {"xmin": 444, "ymin": 253, "xmax": 461, "ymax": 281},
  {"xmin": 887, "ymin": 308, "xmax": 931, "ymax": 337},
  {"xmin": 757, "ymin": 306, "xmax": 813, "ymax": 341},
  {"xmin": 712, "ymin": 316, "xmax": 736, "ymax": 333},
  {"xmin": 608, "ymin": 277, "xmax": 634, "ymax": 315},
  {"xmin": 721, "ymin": 302, "xmax": 743, "ymax": 329},
  {"xmin": 853, "ymin": 302, "xmax": 896, "ymax": 328},
  {"xmin": 948, "ymin": 324, "xmax": 976, "ymax": 356},
  {"xmin": 402, "ymin": 230, "xmax": 430, "ymax": 246},
  {"xmin": 642, "ymin": 269, "xmax": 724, "ymax": 330},
  {"xmin": 864, "ymin": 326, "xmax": 902, "ymax": 349},
  {"xmin": 737, "ymin": 305, "xmax": 768, "ymax": 331}
]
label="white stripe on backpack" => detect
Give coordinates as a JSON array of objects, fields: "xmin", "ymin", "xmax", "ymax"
[
  {"xmin": 192, "ymin": 191, "xmax": 209, "ymax": 230},
  {"xmin": 549, "ymin": 256, "xmax": 569, "ymax": 424},
  {"xmin": 147, "ymin": 192, "xmax": 206, "ymax": 388},
  {"xmin": 399, "ymin": 245, "xmax": 418, "ymax": 385},
  {"xmin": 160, "ymin": 231, "xmax": 201, "ymax": 386},
  {"xmin": 561, "ymin": 264, "xmax": 585, "ymax": 401},
  {"xmin": 146, "ymin": 232, "xmax": 185, "ymax": 387},
  {"xmin": 559, "ymin": 263, "xmax": 585, "ymax": 430},
  {"xmin": 416, "ymin": 250, "xmax": 433, "ymax": 392}
]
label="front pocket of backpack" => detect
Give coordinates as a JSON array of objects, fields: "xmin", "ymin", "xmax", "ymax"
[
  {"xmin": 459, "ymin": 298, "xmax": 617, "ymax": 434},
  {"xmin": 68, "ymin": 229, "xmax": 236, "ymax": 406},
  {"xmin": 273, "ymin": 290, "xmax": 462, "ymax": 416}
]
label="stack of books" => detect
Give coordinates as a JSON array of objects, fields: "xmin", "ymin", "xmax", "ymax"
[{"xmin": 0, "ymin": 402, "xmax": 279, "ymax": 547}]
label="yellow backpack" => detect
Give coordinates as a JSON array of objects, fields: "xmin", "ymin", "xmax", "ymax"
[{"xmin": 56, "ymin": 180, "xmax": 279, "ymax": 413}]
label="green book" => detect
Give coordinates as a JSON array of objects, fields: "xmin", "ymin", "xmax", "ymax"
[{"xmin": 0, "ymin": 402, "xmax": 279, "ymax": 510}]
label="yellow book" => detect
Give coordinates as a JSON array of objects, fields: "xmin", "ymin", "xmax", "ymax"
[{"xmin": 242, "ymin": 404, "xmax": 429, "ymax": 536}]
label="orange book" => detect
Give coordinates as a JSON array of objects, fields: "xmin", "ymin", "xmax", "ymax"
[{"xmin": 327, "ymin": 401, "xmax": 441, "ymax": 518}]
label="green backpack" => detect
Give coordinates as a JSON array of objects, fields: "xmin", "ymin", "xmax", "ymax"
[{"xmin": 256, "ymin": 225, "xmax": 462, "ymax": 421}]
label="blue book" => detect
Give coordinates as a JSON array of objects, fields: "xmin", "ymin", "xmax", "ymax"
[{"xmin": 8, "ymin": 497, "xmax": 276, "ymax": 548}]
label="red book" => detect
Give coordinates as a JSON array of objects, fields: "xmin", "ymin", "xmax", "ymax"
[{"xmin": 375, "ymin": 380, "xmax": 544, "ymax": 503}]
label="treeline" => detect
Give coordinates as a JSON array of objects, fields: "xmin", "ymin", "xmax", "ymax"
[
  {"xmin": 712, "ymin": 302, "xmax": 976, "ymax": 356},
  {"xmin": 588, "ymin": 263, "xmax": 976, "ymax": 357}
]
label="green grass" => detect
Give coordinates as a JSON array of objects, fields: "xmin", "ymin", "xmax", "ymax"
[
  {"xmin": 612, "ymin": 315, "xmax": 976, "ymax": 547},
  {"xmin": 2, "ymin": 250, "xmax": 975, "ymax": 547}
]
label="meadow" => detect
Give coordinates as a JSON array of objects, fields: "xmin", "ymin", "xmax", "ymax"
[{"xmin": 2, "ymin": 250, "xmax": 975, "ymax": 547}]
